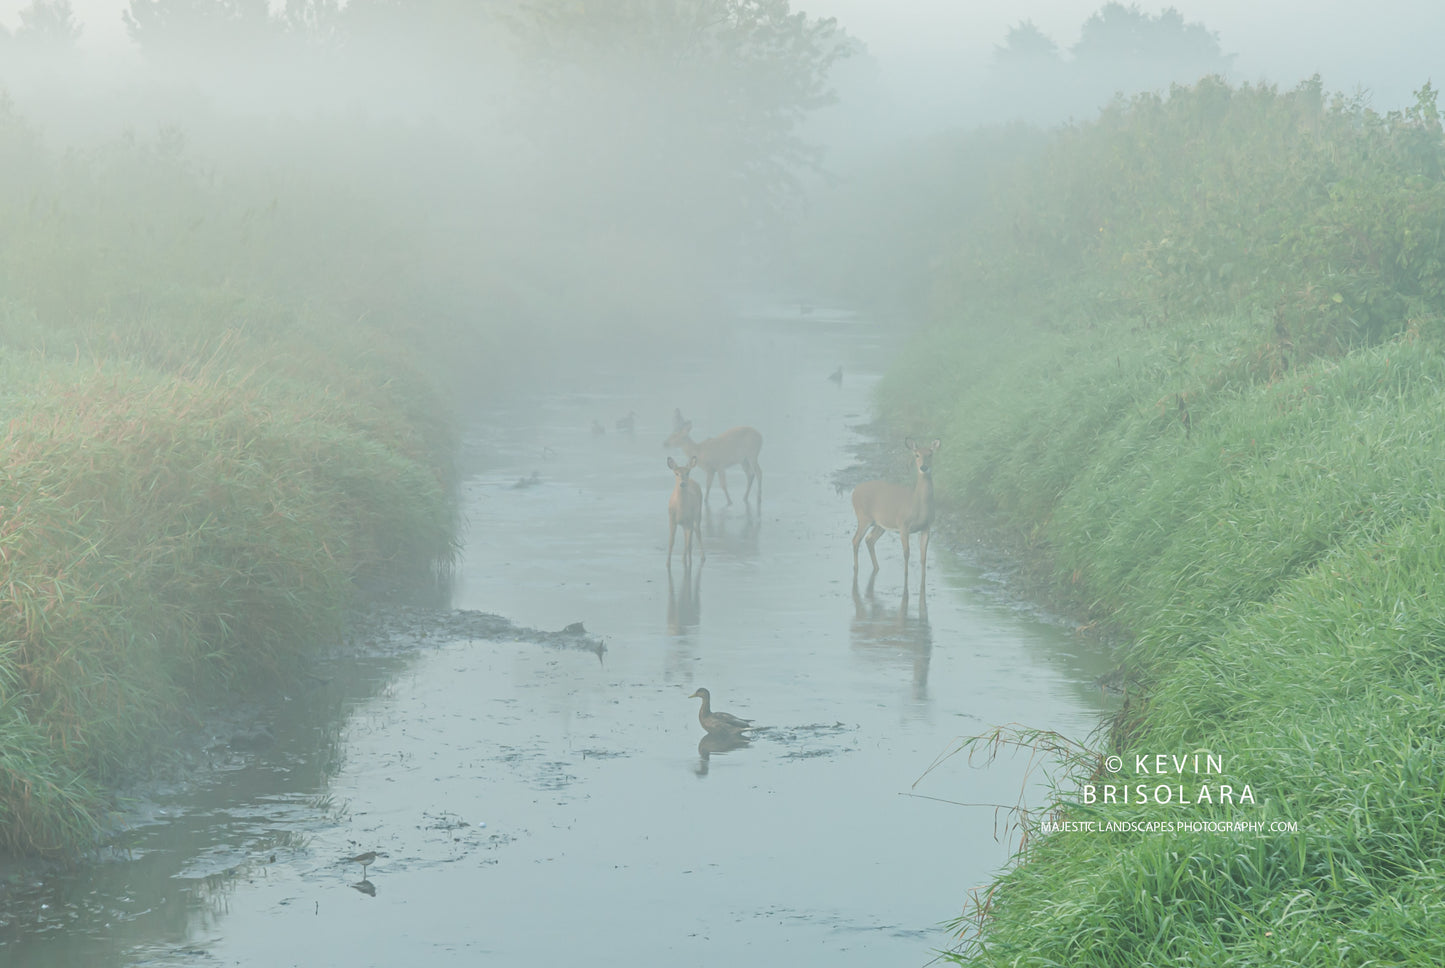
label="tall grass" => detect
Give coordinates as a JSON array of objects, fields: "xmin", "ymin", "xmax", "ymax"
[
  {"xmin": 893, "ymin": 314, "xmax": 1445, "ymax": 964},
  {"xmin": 863, "ymin": 76, "xmax": 1445, "ymax": 966},
  {"xmin": 0, "ymin": 99, "xmax": 462, "ymax": 854},
  {"xmin": 0, "ymin": 344, "xmax": 457, "ymax": 854}
]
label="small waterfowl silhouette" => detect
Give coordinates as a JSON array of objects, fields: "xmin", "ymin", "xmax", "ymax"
[
  {"xmin": 616, "ymin": 411, "xmax": 638, "ymax": 433},
  {"xmin": 346, "ymin": 851, "xmax": 378, "ymax": 878},
  {"xmin": 689, "ymin": 687, "xmax": 754, "ymax": 735},
  {"xmin": 827, "ymin": 366, "xmax": 843, "ymax": 385}
]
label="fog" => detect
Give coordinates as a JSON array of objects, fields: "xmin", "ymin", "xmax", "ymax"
[
  {"xmin": 1, "ymin": 1, "xmax": 1439, "ymax": 351},
  {"xmin": 2, "ymin": 0, "xmax": 1433, "ymax": 345}
]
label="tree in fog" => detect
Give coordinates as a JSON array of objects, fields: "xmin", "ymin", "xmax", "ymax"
[
  {"xmin": 124, "ymin": 0, "xmax": 278, "ymax": 64},
  {"xmin": 983, "ymin": 5, "xmax": 1231, "ymax": 126},
  {"xmin": 15, "ymin": 0, "xmax": 81, "ymax": 50},
  {"xmin": 995, "ymin": 20, "xmax": 1059, "ymax": 64},
  {"xmin": 988, "ymin": 19, "xmax": 1065, "ymax": 123},
  {"xmin": 513, "ymin": 0, "xmax": 847, "ymax": 271},
  {"xmin": 280, "ymin": 0, "xmax": 344, "ymax": 45},
  {"xmin": 1071, "ymin": 4, "xmax": 1232, "ymax": 96}
]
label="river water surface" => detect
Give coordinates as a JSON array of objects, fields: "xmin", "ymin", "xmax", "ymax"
[{"xmin": 0, "ymin": 306, "xmax": 1113, "ymax": 967}]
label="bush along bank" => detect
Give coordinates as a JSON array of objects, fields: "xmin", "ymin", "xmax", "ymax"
[{"xmin": 871, "ymin": 79, "xmax": 1445, "ymax": 964}]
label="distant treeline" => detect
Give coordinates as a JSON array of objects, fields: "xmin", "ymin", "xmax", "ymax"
[
  {"xmin": 819, "ymin": 75, "xmax": 1445, "ymax": 350},
  {"xmin": 0, "ymin": 0, "xmax": 848, "ymax": 329},
  {"xmin": 973, "ymin": 76, "xmax": 1445, "ymax": 353}
]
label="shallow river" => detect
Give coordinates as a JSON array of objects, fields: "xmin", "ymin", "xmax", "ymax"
[{"xmin": 1, "ymin": 306, "xmax": 1113, "ymax": 967}]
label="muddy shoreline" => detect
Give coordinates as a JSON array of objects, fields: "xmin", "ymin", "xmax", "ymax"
[{"xmin": 0, "ymin": 605, "xmax": 607, "ymax": 903}]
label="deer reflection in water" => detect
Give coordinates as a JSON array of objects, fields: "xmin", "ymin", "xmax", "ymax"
[
  {"xmin": 666, "ymin": 562, "xmax": 703, "ymax": 636},
  {"xmin": 702, "ymin": 503, "xmax": 761, "ymax": 560},
  {"xmin": 850, "ymin": 572, "xmax": 933, "ymax": 701}
]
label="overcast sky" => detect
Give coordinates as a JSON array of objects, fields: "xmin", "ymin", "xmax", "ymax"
[{"xmin": 0, "ymin": 0, "xmax": 1439, "ymax": 108}]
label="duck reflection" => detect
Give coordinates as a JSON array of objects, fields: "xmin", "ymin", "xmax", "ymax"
[
  {"xmin": 850, "ymin": 573, "xmax": 933, "ymax": 701},
  {"xmin": 666, "ymin": 563, "xmax": 703, "ymax": 636},
  {"xmin": 694, "ymin": 730, "xmax": 752, "ymax": 776}
]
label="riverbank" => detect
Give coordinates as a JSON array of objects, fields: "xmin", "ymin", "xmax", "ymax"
[
  {"xmin": 0, "ymin": 98, "xmax": 475, "ymax": 855},
  {"xmin": 0, "ymin": 320, "xmax": 459, "ymax": 856},
  {"xmin": 882, "ymin": 307, "xmax": 1445, "ymax": 964},
  {"xmin": 862, "ymin": 79, "xmax": 1445, "ymax": 964}
]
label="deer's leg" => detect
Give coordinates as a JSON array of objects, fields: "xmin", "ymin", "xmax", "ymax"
[
  {"xmin": 852, "ymin": 518, "xmax": 869, "ymax": 573},
  {"xmin": 919, "ymin": 528, "xmax": 930, "ymax": 588},
  {"xmin": 716, "ymin": 468, "xmax": 733, "ymax": 506},
  {"xmin": 667, "ymin": 514, "xmax": 678, "ymax": 567},
  {"xmin": 865, "ymin": 525, "xmax": 884, "ymax": 573}
]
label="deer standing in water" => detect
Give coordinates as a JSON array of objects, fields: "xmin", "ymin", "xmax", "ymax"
[
  {"xmin": 667, "ymin": 455, "xmax": 704, "ymax": 567},
  {"xmin": 663, "ymin": 422, "xmax": 763, "ymax": 508},
  {"xmin": 850, "ymin": 438, "xmax": 940, "ymax": 587}
]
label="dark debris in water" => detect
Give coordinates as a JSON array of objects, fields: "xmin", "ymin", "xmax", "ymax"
[
  {"xmin": 757, "ymin": 721, "xmax": 859, "ymax": 760},
  {"xmin": 353, "ymin": 605, "xmax": 607, "ymax": 658},
  {"xmin": 577, "ymin": 748, "xmax": 626, "ymax": 760}
]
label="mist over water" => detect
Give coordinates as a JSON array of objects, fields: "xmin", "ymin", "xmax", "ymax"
[{"xmin": 1, "ymin": 0, "xmax": 1442, "ymax": 963}]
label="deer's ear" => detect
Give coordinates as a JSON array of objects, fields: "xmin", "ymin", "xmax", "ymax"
[
  {"xmin": 688, "ymin": 456, "xmax": 698, "ymax": 468},
  {"xmin": 931, "ymin": 439, "xmax": 942, "ymax": 451},
  {"xmin": 904, "ymin": 436, "xmax": 916, "ymax": 450},
  {"xmin": 668, "ymin": 457, "xmax": 678, "ymax": 470}
]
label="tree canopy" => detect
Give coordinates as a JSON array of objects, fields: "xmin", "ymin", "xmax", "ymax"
[
  {"xmin": 116, "ymin": 0, "xmax": 848, "ymax": 298},
  {"xmin": 985, "ymin": 4, "xmax": 1233, "ymax": 125}
]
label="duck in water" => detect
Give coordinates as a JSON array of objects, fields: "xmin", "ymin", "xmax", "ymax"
[{"xmin": 689, "ymin": 688, "xmax": 755, "ymax": 735}]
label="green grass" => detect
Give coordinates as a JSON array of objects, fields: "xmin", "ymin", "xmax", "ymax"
[
  {"xmin": 0, "ymin": 104, "xmax": 464, "ymax": 854},
  {"xmin": 0, "ymin": 339, "xmax": 457, "ymax": 855},
  {"xmin": 860, "ymin": 75, "xmax": 1445, "ymax": 962},
  {"xmin": 881, "ymin": 309, "xmax": 1445, "ymax": 964}
]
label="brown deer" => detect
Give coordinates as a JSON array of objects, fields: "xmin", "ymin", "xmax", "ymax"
[
  {"xmin": 663, "ymin": 422, "xmax": 763, "ymax": 507},
  {"xmin": 667, "ymin": 455, "xmax": 704, "ymax": 567},
  {"xmin": 850, "ymin": 438, "xmax": 940, "ymax": 587}
]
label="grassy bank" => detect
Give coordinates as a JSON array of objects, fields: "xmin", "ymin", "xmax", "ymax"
[
  {"xmin": 0, "ymin": 324, "xmax": 458, "ymax": 856},
  {"xmin": 0, "ymin": 100, "xmax": 463, "ymax": 855},
  {"xmin": 865, "ymin": 79, "xmax": 1445, "ymax": 963}
]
